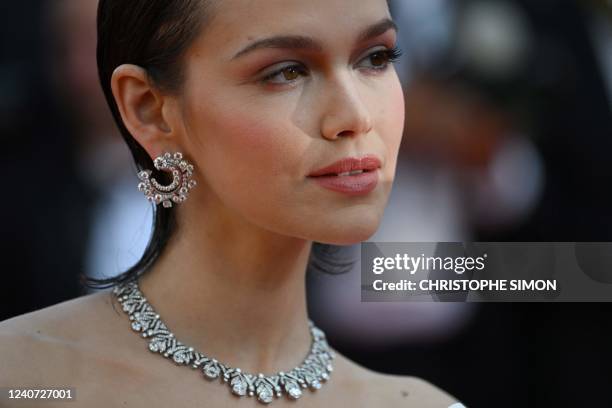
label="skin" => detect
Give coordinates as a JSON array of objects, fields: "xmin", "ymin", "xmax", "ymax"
[{"xmin": 0, "ymin": 0, "xmax": 460, "ymax": 406}]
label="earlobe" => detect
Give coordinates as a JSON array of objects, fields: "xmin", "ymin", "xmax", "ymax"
[{"xmin": 110, "ymin": 64, "xmax": 173, "ymax": 160}]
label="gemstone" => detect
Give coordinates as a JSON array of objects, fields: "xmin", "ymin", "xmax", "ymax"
[
  {"xmin": 203, "ymin": 362, "xmax": 220, "ymax": 379},
  {"xmin": 285, "ymin": 381, "xmax": 302, "ymax": 399},
  {"xmin": 231, "ymin": 376, "xmax": 247, "ymax": 396},
  {"xmin": 311, "ymin": 327, "xmax": 324, "ymax": 338},
  {"xmin": 256, "ymin": 384, "xmax": 274, "ymax": 404},
  {"xmin": 162, "ymin": 200, "xmax": 172, "ymax": 208},
  {"xmin": 304, "ymin": 373, "xmax": 315, "ymax": 386}
]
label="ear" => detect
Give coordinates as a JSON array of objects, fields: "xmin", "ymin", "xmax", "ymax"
[{"xmin": 110, "ymin": 64, "xmax": 178, "ymax": 160}]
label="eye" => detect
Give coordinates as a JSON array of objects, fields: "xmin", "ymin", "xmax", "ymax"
[
  {"xmin": 260, "ymin": 64, "xmax": 309, "ymax": 86},
  {"xmin": 358, "ymin": 46, "xmax": 403, "ymax": 71},
  {"xmin": 259, "ymin": 46, "xmax": 403, "ymax": 86}
]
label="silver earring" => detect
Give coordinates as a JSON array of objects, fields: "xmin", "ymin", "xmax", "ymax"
[{"xmin": 137, "ymin": 152, "xmax": 197, "ymax": 208}]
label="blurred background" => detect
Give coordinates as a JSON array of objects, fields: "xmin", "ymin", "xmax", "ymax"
[{"xmin": 1, "ymin": 0, "xmax": 611, "ymax": 406}]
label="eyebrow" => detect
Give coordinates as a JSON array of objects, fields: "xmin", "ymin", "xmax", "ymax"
[{"xmin": 231, "ymin": 17, "xmax": 398, "ymax": 61}]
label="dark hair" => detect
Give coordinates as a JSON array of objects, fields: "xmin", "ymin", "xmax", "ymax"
[{"xmin": 81, "ymin": 0, "xmax": 357, "ymax": 290}]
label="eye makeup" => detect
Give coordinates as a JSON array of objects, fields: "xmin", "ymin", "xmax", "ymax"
[{"xmin": 259, "ymin": 45, "xmax": 403, "ymax": 86}]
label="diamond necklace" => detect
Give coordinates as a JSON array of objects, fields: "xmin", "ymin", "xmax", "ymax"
[{"xmin": 112, "ymin": 279, "xmax": 335, "ymax": 404}]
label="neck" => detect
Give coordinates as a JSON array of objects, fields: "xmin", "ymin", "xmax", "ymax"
[{"xmin": 138, "ymin": 193, "xmax": 314, "ymax": 375}]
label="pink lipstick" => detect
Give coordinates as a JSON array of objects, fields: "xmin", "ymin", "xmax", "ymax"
[{"xmin": 308, "ymin": 155, "xmax": 381, "ymax": 196}]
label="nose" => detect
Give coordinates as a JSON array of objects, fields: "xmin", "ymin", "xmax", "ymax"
[{"xmin": 320, "ymin": 73, "xmax": 373, "ymax": 141}]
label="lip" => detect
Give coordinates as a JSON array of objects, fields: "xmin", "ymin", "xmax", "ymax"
[
  {"xmin": 308, "ymin": 154, "xmax": 382, "ymax": 177},
  {"xmin": 307, "ymin": 154, "xmax": 381, "ymax": 196},
  {"xmin": 309, "ymin": 169, "xmax": 379, "ymax": 196}
]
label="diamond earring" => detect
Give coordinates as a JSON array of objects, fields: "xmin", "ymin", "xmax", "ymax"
[{"xmin": 137, "ymin": 152, "xmax": 197, "ymax": 208}]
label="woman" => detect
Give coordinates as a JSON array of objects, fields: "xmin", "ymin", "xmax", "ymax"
[{"xmin": 0, "ymin": 0, "xmax": 466, "ymax": 406}]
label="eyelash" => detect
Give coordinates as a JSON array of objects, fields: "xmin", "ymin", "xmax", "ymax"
[{"xmin": 260, "ymin": 46, "xmax": 403, "ymax": 85}]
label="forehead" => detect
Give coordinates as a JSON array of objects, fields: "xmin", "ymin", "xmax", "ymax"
[{"xmin": 190, "ymin": 0, "xmax": 392, "ymax": 58}]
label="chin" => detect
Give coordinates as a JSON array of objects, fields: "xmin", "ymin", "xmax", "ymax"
[{"xmin": 312, "ymin": 213, "xmax": 382, "ymax": 245}]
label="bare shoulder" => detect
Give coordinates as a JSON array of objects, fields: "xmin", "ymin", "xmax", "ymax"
[
  {"xmin": 0, "ymin": 289, "xmax": 119, "ymax": 346},
  {"xmin": 0, "ymin": 289, "xmax": 120, "ymax": 332},
  {"xmin": 383, "ymin": 374, "xmax": 460, "ymax": 407},
  {"xmin": 0, "ymin": 290, "xmax": 138, "ymax": 388},
  {"xmin": 331, "ymin": 348, "xmax": 462, "ymax": 407}
]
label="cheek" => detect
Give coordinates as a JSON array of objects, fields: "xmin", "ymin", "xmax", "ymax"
[
  {"xmin": 220, "ymin": 117, "xmax": 295, "ymax": 181},
  {"xmin": 189, "ymin": 99, "xmax": 300, "ymax": 203},
  {"xmin": 381, "ymin": 78, "xmax": 406, "ymax": 177},
  {"xmin": 391, "ymin": 81, "xmax": 406, "ymax": 137}
]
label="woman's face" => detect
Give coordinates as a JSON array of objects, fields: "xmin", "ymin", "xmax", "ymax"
[{"xmin": 176, "ymin": 0, "xmax": 404, "ymax": 245}]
